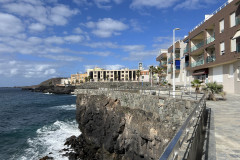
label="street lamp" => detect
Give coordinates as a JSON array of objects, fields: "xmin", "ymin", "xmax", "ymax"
[{"xmin": 173, "ymin": 28, "xmax": 180, "ymax": 98}]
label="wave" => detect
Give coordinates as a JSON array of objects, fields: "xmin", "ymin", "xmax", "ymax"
[
  {"xmin": 51, "ymin": 104, "xmax": 76, "ymax": 110},
  {"xmin": 44, "ymin": 92, "xmax": 53, "ymax": 95},
  {"xmin": 14, "ymin": 120, "xmax": 81, "ymax": 160}
]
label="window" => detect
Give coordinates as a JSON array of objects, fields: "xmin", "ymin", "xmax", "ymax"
[
  {"xmin": 228, "ymin": 64, "xmax": 234, "ymax": 78},
  {"xmin": 220, "ymin": 42, "xmax": 225, "ymax": 55},
  {"xmin": 230, "ymin": 12, "xmax": 236, "ymax": 27},
  {"xmin": 111, "ymin": 71, "xmax": 113, "ymax": 73},
  {"xmin": 231, "ymin": 38, "xmax": 236, "ymax": 52},
  {"xmin": 219, "ymin": 19, "xmax": 224, "ymax": 33},
  {"xmin": 122, "ymin": 71, "xmax": 124, "ymax": 73}
]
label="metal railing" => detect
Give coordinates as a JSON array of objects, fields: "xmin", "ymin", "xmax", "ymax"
[
  {"xmin": 206, "ymin": 56, "xmax": 216, "ymax": 63},
  {"xmin": 206, "ymin": 36, "xmax": 215, "ymax": 44},
  {"xmin": 236, "ymin": 17, "xmax": 240, "ymax": 25},
  {"xmin": 184, "ymin": 47, "xmax": 189, "ymax": 54},
  {"xmin": 191, "ymin": 59, "xmax": 204, "ymax": 67},
  {"xmin": 190, "ymin": 1, "xmax": 230, "ymax": 33},
  {"xmin": 159, "ymin": 94, "xmax": 206, "ymax": 160},
  {"xmin": 185, "ymin": 62, "xmax": 189, "ymax": 67},
  {"xmin": 191, "ymin": 41, "xmax": 204, "ymax": 52},
  {"xmin": 175, "ymin": 53, "xmax": 180, "ymax": 58},
  {"xmin": 161, "ymin": 61, "xmax": 167, "ymax": 65}
]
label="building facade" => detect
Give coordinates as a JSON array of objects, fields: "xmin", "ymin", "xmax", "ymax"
[
  {"xmin": 71, "ymin": 73, "xmax": 88, "ymax": 84},
  {"xmin": 87, "ymin": 67, "xmax": 140, "ymax": 82},
  {"xmin": 139, "ymin": 70, "xmax": 150, "ymax": 82},
  {"xmin": 156, "ymin": 42, "xmax": 187, "ymax": 86},
  {"xmin": 158, "ymin": 0, "xmax": 240, "ymax": 93}
]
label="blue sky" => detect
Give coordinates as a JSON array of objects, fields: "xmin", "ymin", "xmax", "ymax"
[{"xmin": 0, "ymin": 0, "xmax": 226, "ymax": 87}]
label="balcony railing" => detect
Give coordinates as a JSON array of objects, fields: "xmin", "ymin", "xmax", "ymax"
[
  {"xmin": 206, "ymin": 56, "xmax": 216, "ymax": 63},
  {"xmin": 184, "ymin": 47, "xmax": 189, "ymax": 54},
  {"xmin": 185, "ymin": 62, "xmax": 189, "ymax": 67},
  {"xmin": 191, "ymin": 41, "xmax": 204, "ymax": 52},
  {"xmin": 236, "ymin": 17, "xmax": 240, "ymax": 25},
  {"xmin": 206, "ymin": 36, "xmax": 215, "ymax": 44},
  {"xmin": 160, "ymin": 61, "xmax": 167, "ymax": 66},
  {"xmin": 191, "ymin": 59, "xmax": 204, "ymax": 67},
  {"xmin": 168, "ymin": 58, "xmax": 172, "ymax": 64},
  {"xmin": 175, "ymin": 53, "xmax": 180, "ymax": 58}
]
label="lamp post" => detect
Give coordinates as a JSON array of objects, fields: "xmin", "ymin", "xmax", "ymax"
[{"xmin": 173, "ymin": 28, "xmax": 180, "ymax": 98}]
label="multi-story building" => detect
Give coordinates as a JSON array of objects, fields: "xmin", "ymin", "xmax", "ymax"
[
  {"xmin": 71, "ymin": 73, "xmax": 88, "ymax": 84},
  {"xmin": 156, "ymin": 49, "xmax": 168, "ymax": 81},
  {"xmin": 87, "ymin": 67, "xmax": 140, "ymax": 82},
  {"xmin": 139, "ymin": 70, "xmax": 150, "ymax": 82},
  {"xmin": 158, "ymin": 0, "xmax": 240, "ymax": 93},
  {"xmin": 156, "ymin": 42, "xmax": 187, "ymax": 86}
]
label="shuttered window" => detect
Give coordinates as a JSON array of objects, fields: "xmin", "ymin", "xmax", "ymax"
[
  {"xmin": 230, "ymin": 12, "xmax": 236, "ymax": 27},
  {"xmin": 220, "ymin": 42, "xmax": 225, "ymax": 55},
  {"xmin": 219, "ymin": 19, "xmax": 224, "ymax": 33}
]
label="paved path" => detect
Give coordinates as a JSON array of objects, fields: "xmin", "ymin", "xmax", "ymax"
[{"xmin": 207, "ymin": 94, "xmax": 240, "ymax": 160}]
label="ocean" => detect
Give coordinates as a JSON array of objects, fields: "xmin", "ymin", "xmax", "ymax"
[{"xmin": 0, "ymin": 88, "xmax": 81, "ymax": 160}]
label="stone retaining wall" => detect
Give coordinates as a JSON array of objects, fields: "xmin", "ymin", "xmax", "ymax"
[{"xmin": 74, "ymin": 89, "xmax": 197, "ymax": 123}]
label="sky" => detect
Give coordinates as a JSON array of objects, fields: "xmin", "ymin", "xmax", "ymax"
[{"xmin": 0, "ymin": 0, "xmax": 226, "ymax": 87}]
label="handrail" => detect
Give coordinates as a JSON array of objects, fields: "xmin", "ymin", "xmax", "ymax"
[
  {"xmin": 190, "ymin": 1, "xmax": 230, "ymax": 33},
  {"xmin": 159, "ymin": 94, "xmax": 206, "ymax": 160}
]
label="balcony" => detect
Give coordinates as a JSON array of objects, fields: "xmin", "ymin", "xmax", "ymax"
[
  {"xmin": 206, "ymin": 36, "xmax": 215, "ymax": 44},
  {"xmin": 175, "ymin": 53, "xmax": 180, "ymax": 59},
  {"xmin": 161, "ymin": 61, "xmax": 167, "ymax": 65},
  {"xmin": 236, "ymin": 17, "xmax": 240, "ymax": 25},
  {"xmin": 191, "ymin": 41, "xmax": 204, "ymax": 52},
  {"xmin": 168, "ymin": 58, "xmax": 172, "ymax": 64},
  {"xmin": 184, "ymin": 47, "xmax": 189, "ymax": 54},
  {"xmin": 206, "ymin": 56, "xmax": 216, "ymax": 63},
  {"xmin": 191, "ymin": 59, "xmax": 204, "ymax": 67},
  {"xmin": 185, "ymin": 61, "xmax": 189, "ymax": 67}
]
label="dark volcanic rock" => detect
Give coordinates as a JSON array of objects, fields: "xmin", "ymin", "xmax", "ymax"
[
  {"xmin": 65, "ymin": 94, "xmax": 178, "ymax": 160},
  {"xmin": 22, "ymin": 78, "xmax": 75, "ymax": 94}
]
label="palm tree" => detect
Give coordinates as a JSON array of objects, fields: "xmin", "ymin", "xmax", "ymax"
[
  {"xmin": 149, "ymin": 66, "xmax": 155, "ymax": 86},
  {"xmin": 136, "ymin": 70, "xmax": 141, "ymax": 82},
  {"xmin": 155, "ymin": 66, "xmax": 164, "ymax": 85},
  {"xmin": 191, "ymin": 79, "xmax": 202, "ymax": 93},
  {"xmin": 203, "ymin": 82, "xmax": 224, "ymax": 101}
]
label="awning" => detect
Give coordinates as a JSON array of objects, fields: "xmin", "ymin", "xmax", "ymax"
[
  {"xmin": 192, "ymin": 69, "xmax": 208, "ymax": 76},
  {"xmin": 232, "ymin": 30, "xmax": 240, "ymax": 39}
]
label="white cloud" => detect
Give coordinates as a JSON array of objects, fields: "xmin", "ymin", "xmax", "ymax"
[
  {"xmin": 73, "ymin": 27, "xmax": 83, "ymax": 34},
  {"xmin": 28, "ymin": 23, "xmax": 46, "ymax": 32},
  {"xmin": 123, "ymin": 50, "xmax": 158, "ymax": 61},
  {"xmin": 45, "ymin": 36, "xmax": 64, "ymax": 44},
  {"xmin": 122, "ymin": 45, "xmax": 145, "ymax": 52},
  {"xmin": 0, "ymin": 60, "xmax": 58, "ymax": 78},
  {"xmin": 130, "ymin": 0, "xmax": 179, "ymax": 9},
  {"xmin": 0, "ymin": 12, "xmax": 24, "ymax": 36},
  {"xmin": 84, "ymin": 64, "xmax": 125, "ymax": 71},
  {"xmin": 2, "ymin": 2, "xmax": 79, "ymax": 26},
  {"xmin": 42, "ymin": 54, "xmax": 83, "ymax": 62},
  {"xmin": 64, "ymin": 35, "xmax": 84, "ymax": 43},
  {"xmin": 174, "ymin": 0, "xmax": 216, "ymax": 10},
  {"xmin": 86, "ymin": 18, "xmax": 128, "ymax": 38},
  {"xmin": 83, "ymin": 42, "xmax": 118, "ymax": 48},
  {"xmin": 129, "ymin": 19, "xmax": 143, "ymax": 32}
]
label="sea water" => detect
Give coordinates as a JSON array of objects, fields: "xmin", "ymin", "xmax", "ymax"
[{"xmin": 0, "ymin": 88, "xmax": 81, "ymax": 160}]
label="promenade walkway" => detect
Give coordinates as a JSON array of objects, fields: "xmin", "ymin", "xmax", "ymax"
[{"xmin": 207, "ymin": 94, "xmax": 240, "ymax": 160}]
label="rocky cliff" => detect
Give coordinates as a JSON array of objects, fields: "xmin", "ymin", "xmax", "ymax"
[
  {"xmin": 65, "ymin": 93, "xmax": 194, "ymax": 160},
  {"xmin": 22, "ymin": 78, "xmax": 75, "ymax": 94}
]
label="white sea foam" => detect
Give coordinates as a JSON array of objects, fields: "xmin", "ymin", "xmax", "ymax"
[
  {"xmin": 16, "ymin": 120, "xmax": 81, "ymax": 160},
  {"xmin": 51, "ymin": 104, "xmax": 76, "ymax": 110}
]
